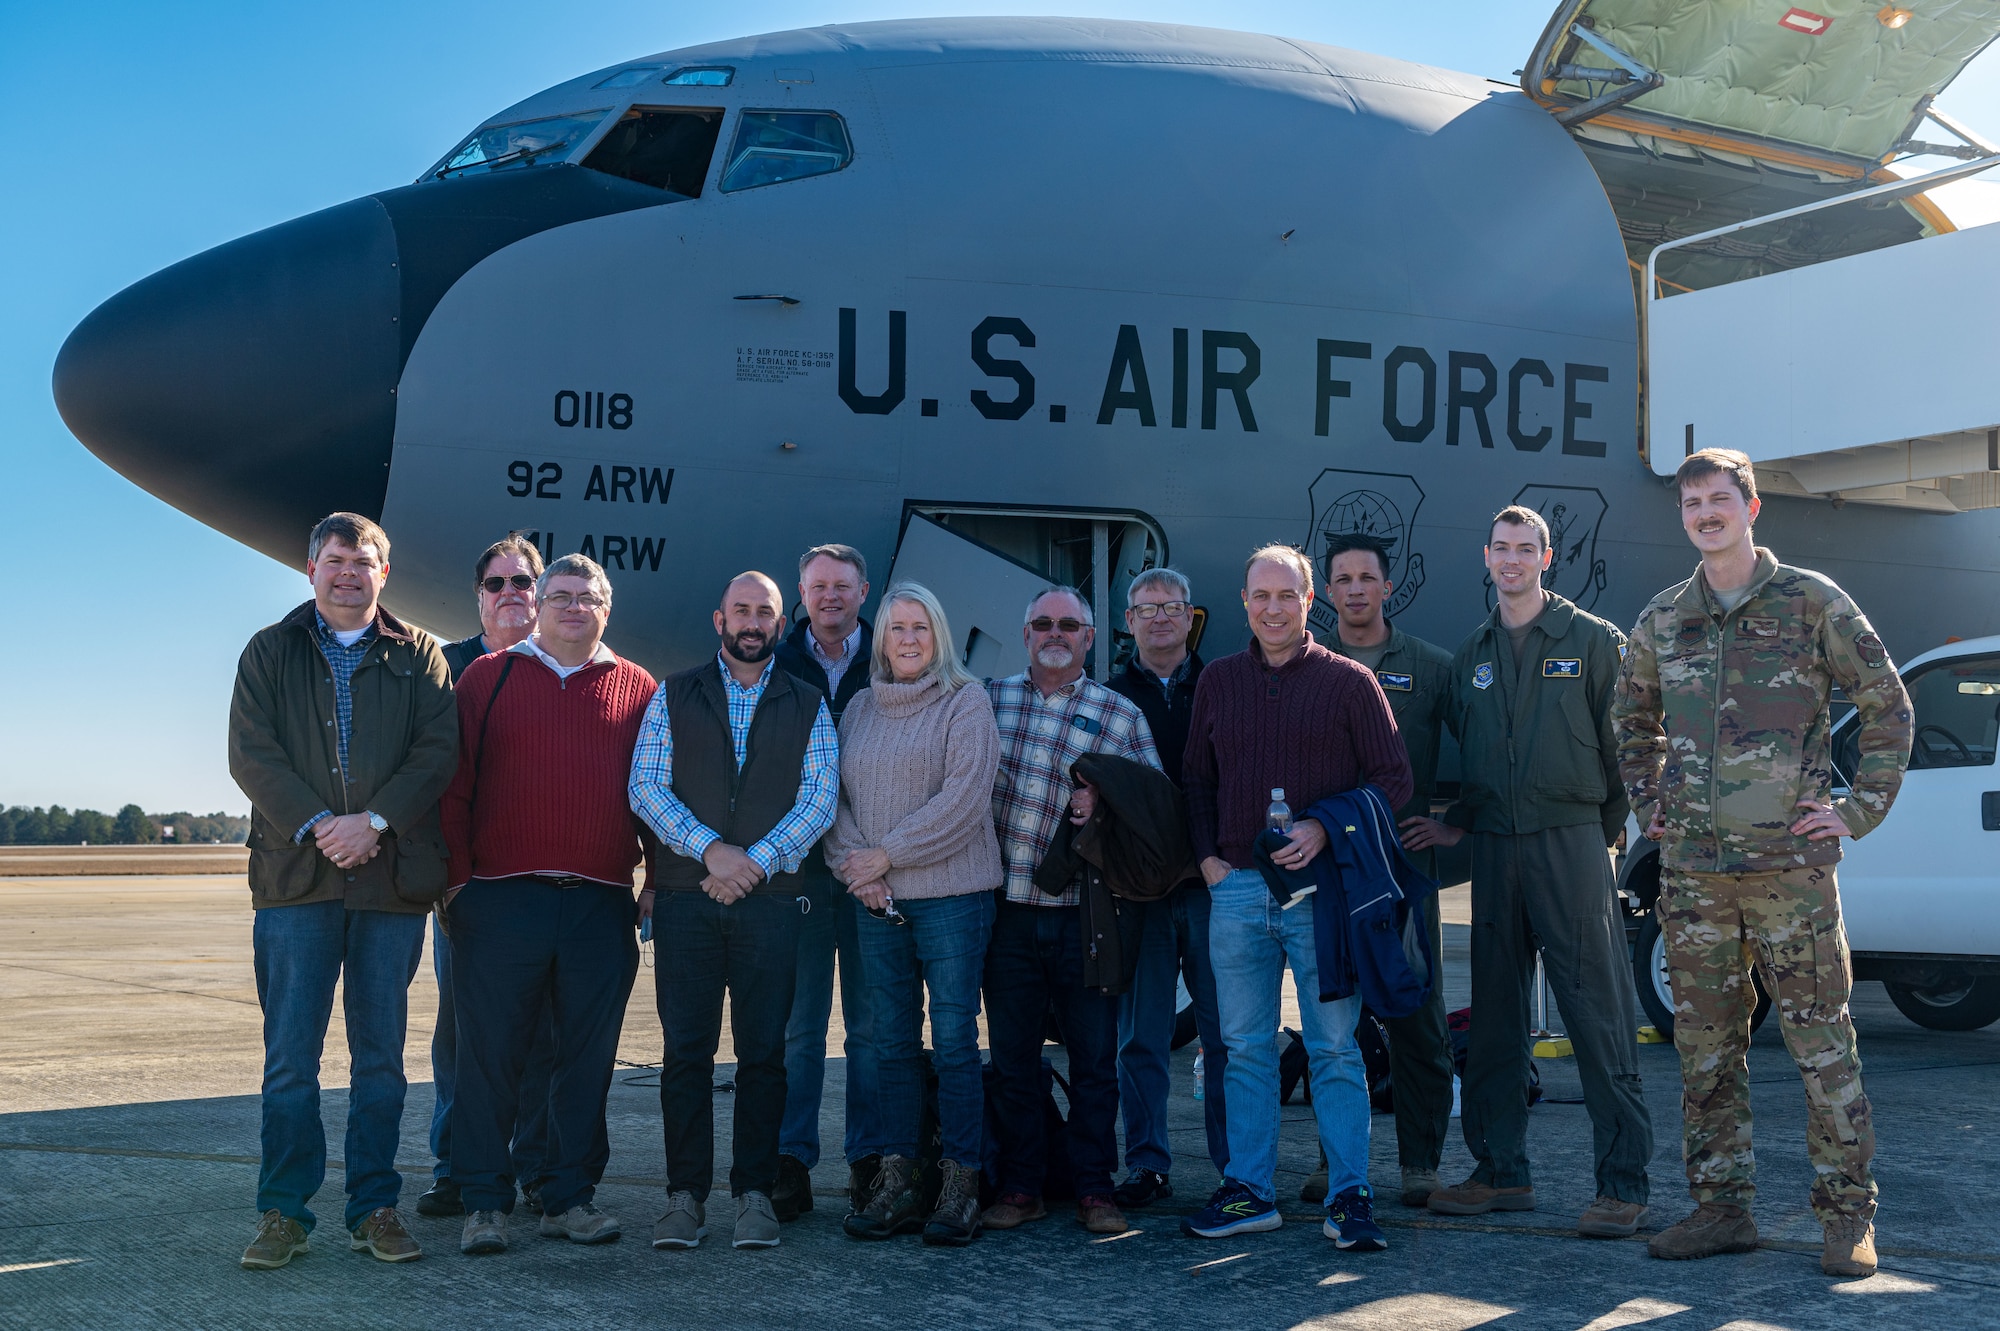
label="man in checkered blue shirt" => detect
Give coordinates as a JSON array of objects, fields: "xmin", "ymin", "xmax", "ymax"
[{"xmin": 981, "ymin": 587, "xmax": 1158, "ymax": 1238}]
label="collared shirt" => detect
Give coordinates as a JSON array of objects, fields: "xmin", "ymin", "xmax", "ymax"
[
  {"xmin": 628, "ymin": 654, "xmax": 840, "ymax": 878},
  {"xmin": 1147, "ymin": 653, "xmax": 1194, "ymax": 699},
  {"xmin": 988, "ymin": 672, "xmax": 1158, "ymax": 906},
  {"xmin": 809, "ymin": 624, "xmax": 864, "ymax": 700},
  {"xmin": 296, "ymin": 611, "xmax": 379, "ymax": 842},
  {"xmin": 517, "ymin": 634, "xmax": 615, "ymax": 681}
]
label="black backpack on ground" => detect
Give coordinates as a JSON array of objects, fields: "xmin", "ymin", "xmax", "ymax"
[
  {"xmin": 1277, "ymin": 1017, "xmax": 1396, "ymax": 1113},
  {"xmin": 978, "ymin": 1057, "xmax": 1076, "ymax": 1207}
]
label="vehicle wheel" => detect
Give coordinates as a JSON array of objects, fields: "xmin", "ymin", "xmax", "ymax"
[
  {"xmin": 1631, "ymin": 910, "xmax": 1771, "ymax": 1040},
  {"xmin": 1171, "ymin": 976, "xmax": 1198, "ymax": 1050},
  {"xmin": 1885, "ymin": 974, "xmax": 2000, "ymax": 1031}
]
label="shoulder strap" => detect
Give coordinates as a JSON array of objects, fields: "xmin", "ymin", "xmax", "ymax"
[{"xmin": 467, "ymin": 654, "xmax": 519, "ymax": 815}]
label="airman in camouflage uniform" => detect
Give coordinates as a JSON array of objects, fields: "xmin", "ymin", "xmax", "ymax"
[{"xmin": 1612, "ymin": 449, "xmax": 1912, "ymax": 1278}]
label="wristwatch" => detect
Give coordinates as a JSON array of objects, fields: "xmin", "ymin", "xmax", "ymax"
[{"xmin": 366, "ymin": 812, "xmax": 389, "ymax": 834}]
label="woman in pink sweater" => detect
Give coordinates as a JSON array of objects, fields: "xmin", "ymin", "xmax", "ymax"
[{"xmin": 823, "ymin": 581, "xmax": 1001, "ymax": 1248}]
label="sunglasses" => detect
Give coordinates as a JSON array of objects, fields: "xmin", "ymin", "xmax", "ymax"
[
  {"xmin": 1028, "ymin": 617, "xmax": 1088, "ymax": 634},
  {"xmin": 865, "ymin": 898, "xmax": 910, "ymax": 927},
  {"xmin": 480, "ymin": 574, "xmax": 536, "ymax": 593}
]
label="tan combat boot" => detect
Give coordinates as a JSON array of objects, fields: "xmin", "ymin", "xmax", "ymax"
[
  {"xmin": 1822, "ymin": 1213, "xmax": 1878, "ymax": 1278},
  {"xmin": 1647, "ymin": 1202, "xmax": 1758, "ymax": 1260}
]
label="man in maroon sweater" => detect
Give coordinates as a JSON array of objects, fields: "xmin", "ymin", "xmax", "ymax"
[
  {"xmin": 1180, "ymin": 545, "xmax": 1411, "ymax": 1251},
  {"xmin": 439, "ymin": 554, "xmax": 658, "ymax": 1257}
]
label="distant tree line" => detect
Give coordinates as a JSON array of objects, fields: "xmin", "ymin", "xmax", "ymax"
[{"xmin": 0, "ymin": 805, "xmax": 249, "ymax": 845}]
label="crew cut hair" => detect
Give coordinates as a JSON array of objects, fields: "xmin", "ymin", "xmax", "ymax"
[
  {"xmin": 1244, "ymin": 543, "xmax": 1314, "ymax": 596},
  {"xmin": 538, "ymin": 553, "xmax": 612, "ymax": 608},
  {"xmin": 308, "ymin": 512, "xmax": 389, "ymax": 565},
  {"xmin": 1126, "ymin": 567, "xmax": 1192, "ymax": 607},
  {"xmin": 1489, "ymin": 505, "xmax": 1551, "ymax": 552},
  {"xmin": 1675, "ymin": 447, "xmax": 1759, "ymax": 503},
  {"xmin": 872, "ymin": 582, "xmax": 977, "ymax": 692},
  {"xmin": 798, "ymin": 543, "xmax": 868, "ymax": 583},
  {"xmin": 474, "ymin": 534, "xmax": 545, "ymax": 585},
  {"xmin": 1322, "ymin": 532, "xmax": 1393, "ymax": 580},
  {"xmin": 1024, "ymin": 586, "xmax": 1094, "ymax": 628}
]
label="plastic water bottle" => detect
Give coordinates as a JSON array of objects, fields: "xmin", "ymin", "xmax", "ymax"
[
  {"xmin": 1267, "ymin": 789, "xmax": 1292, "ymax": 834},
  {"xmin": 1193, "ymin": 1047, "xmax": 1205, "ymax": 1100}
]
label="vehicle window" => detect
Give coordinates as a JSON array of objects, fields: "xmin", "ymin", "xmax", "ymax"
[
  {"xmin": 433, "ymin": 111, "xmax": 607, "ymax": 179},
  {"xmin": 583, "ymin": 109, "xmax": 723, "ymax": 195},
  {"xmin": 1905, "ymin": 655, "xmax": 2000, "ymax": 770},
  {"xmin": 719, "ymin": 111, "xmax": 851, "ymax": 192},
  {"xmin": 595, "ymin": 67, "xmax": 661, "ymax": 89},
  {"xmin": 665, "ymin": 67, "xmax": 733, "ymax": 87}
]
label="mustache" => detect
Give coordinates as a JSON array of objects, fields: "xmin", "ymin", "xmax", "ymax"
[{"xmin": 1034, "ymin": 642, "xmax": 1075, "ymax": 668}]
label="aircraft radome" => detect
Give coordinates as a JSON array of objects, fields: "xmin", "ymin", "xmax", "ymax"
[{"xmin": 52, "ymin": 10, "xmax": 2000, "ymax": 682}]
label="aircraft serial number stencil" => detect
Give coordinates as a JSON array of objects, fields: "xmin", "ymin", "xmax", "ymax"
[{"xmin": 736, "ymin": 346, "xmax": 834, "ymax": 384}]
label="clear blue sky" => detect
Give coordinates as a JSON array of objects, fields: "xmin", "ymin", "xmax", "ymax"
[{"xmin": 5, "ymin": 2, "xmax": 1998, "ymax": 814}]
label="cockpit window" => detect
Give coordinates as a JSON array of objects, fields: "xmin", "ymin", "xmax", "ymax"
[
  {"xmin": 594, "ymin": 67, "xmax": 661, "ymax": 89},
  {"xmin": 583, "ymin": 108, "xmax": 722, "ymax": 196},
  {"xmin": 719, "ymin": 112, "xmax": 851, "ymax": 193},
  {"xmin": 664, "ymin": 67, "xmax": 733, "ymax": 87},
  {"xmin": 432, "ymin": 111, "xmax": 608, "ymax": 179}
]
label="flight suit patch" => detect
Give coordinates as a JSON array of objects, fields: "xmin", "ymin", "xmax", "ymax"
[
  {"xmin": 1856, "ymin": 632, "xmax": 1888, "ymax": 669},
  {"xmin": 1542, "ymin": 658, "xmax": 1582, "ymax": 678},
  {"xmin": 1472, "ymin": 663, "xmax": 1494, "ymax": 690},
  {"xmin": 1377, "ymin": 671, "xmax": 1414, "ymax": 692},
  {"xmin": 1677, "ymin": 619, "xmax": 1706, "ymax": 647},
  {"xmin": 1741, "ymin": 617, "xmax": 1780, "ymax": 639}
]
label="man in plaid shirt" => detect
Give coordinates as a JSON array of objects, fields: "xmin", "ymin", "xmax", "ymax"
[{"xmin": 982, "ymin": 588, "xmax": 1158, "ymax": 1238}]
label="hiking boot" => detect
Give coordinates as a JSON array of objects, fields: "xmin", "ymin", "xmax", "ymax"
[
  {"xmin": 1647, "ymin": 1202, "xmax": 1758, "ymax": 1260},
  {"xmin": 1822, "ymin": 1213, "xmax": 1878, "ymax": 1278},
  {"xmin": 1077, "ymin": 1195, "xmax": 1130, "ymax": 1235},
  {"xmin": 1300, "ymin": 1163, "xmax": 1329, "ymax": 1204},
  {"xmin": 1398, "ymin": 1169, "xmax": 1440, "ymax": 1208},
  {"xmin": 733, "ymin": 1191, "xmax": 782, "ymax": 1248},
  {"xmin": 349, "ymin": 1207, "xmax": 422, "ymax": 1263},
  {"xmin": 848, "ymin": 1153, "xmax": 882, "ymax": 1215},
  {"xmin": 1427, "ymin": 1177, "xmax": 1536, "ymax": 1215},
  {"xmin": 843, "ymin": 1155, "xmax": 923, "ymax": 1240},
  {"xmin": 1325, "ymin": 1186, "xmax": 1387, "ymax": 1252},
  {"xmin": 923, "ymin": 1159, "xmax": 982, "ymax": 1247},
  {"xmin": 651, "ymin": 1191, "xmax": 707, "ymax": 1250},
  {"xmin": 1183, "ymin": 1180, "xmax": 1281, "ymax": 1238},
  {"xmin": 1578, "ymin": 1196, "xmax": 1648, "ymax": 1239},
  {"xmin": 539, "ymin": 1202, "xmax": 621, "ymax": 1244},
  {"xmin": 459, "ymin": 1210, "xmax": 507, "ymax": 1256},
  {"xmin": 1113, "ymin": 1168, "xmax": 1172, "ymax": 1209},
  {"xmin": 980, "ymin": 1191, "xmax": 1048, "ymax": 1230},
  {"xmin": 240, "ymin": 1209, "xmax": 309, "ymax": 1270},
  {"xmin": 416, "ymin": 1177, "xmax": 463, "ymax": 1218},
  {"xmin": 772, "ymin": 1154, "xmax": 814, "ymax": 1223}
]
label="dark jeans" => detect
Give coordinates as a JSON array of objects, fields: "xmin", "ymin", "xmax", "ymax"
[
  {"xmin": 780, "ymin": 869, "xmax": 878, "ymax": 1168},
  {"xmin": 1463, "ymin": 826, "xmax": 1653, "ymax": 1202},
  {"xmin": 855, "ymin": 891, "xmax": 994, "ymax": 1163},
  {"xmin": 984, "ymin": 899, "xmax": 1121, "ymax": 1200},
  {"xmin": 252, "ymin": 901, "xmax": 426, "ymax": 1232},
  {"xmin": 448, "ymin": 878, "xmax": 638, "ymax": 1216},
  {"xmin": 429, "ymin": 912, "xmax": 556, "ymax": 1187},
  {"xmin": 655, "ymin": 890, "xmax": 803, "ymax": 1199},
  {"xmin": 1118, "ymin": 886, "xmax": 1228, "ymax": 1176},
  {"xmin": 1385, "ymin": 890, "xmax": 1454, "ymax": 1172}
]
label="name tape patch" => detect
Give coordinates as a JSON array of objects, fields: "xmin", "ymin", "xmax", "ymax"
[
  {"xmin": 1543, "ymin": 658, "xmax": 1582, "ymax": 678},
  {"xmin": 1472, "ymin": 662, "xmax": 1495, "ymax": 690},
  {"xmin": 1378, "ymin": 671, "xmax": 1414, "ymax": 692}
]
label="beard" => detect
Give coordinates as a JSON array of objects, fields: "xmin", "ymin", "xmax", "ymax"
[
  {"xmin": 724, "ymin": 627, "xmax": 774, "ymax": 664},
  {"xmin": 1034, "ymin": 641, "xmax": 1076, "ymax": 669}
]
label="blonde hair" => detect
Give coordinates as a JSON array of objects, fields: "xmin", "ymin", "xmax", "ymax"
[
  {"xmin": 1244, "ymin": 543, "xmax": 1314, "ymax": 597},
  {"xmin": 872, "ymin": 582, "xmax": 976, "ymax": 691}
]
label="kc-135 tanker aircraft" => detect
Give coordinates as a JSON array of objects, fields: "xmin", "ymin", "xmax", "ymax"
[{"xmin": 50, "ymin": 4, "xmax": 2000, "ymax": 681}]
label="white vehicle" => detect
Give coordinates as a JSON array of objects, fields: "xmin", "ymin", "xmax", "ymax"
[{"xmin": 1619, "ymin": 636, "xmax": 2000, "ymax": 1035}]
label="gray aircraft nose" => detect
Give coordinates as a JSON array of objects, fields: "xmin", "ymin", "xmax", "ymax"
[{"xmin": 53, "ymin": 166, "xmax": 676, "ymax": 567}]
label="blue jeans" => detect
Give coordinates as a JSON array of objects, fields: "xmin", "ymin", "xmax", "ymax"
[
  {"xmin": 252, "ymin": 901, "xmax": 426, "ymax": 1232},
  {"xmin": 780, "ymin": 874, "xmax": 877, "ymax": 1168},
  {"xmin": 1207, "ymin": 870, "xmax": 1369, "ymax": 1206},
  {"xmin": 1118, "ymin": 887, "xmax": 1229, "ymax": 1176},
  {"xmin": 983, "ymin": 900, "xmax": 1122, "ymax": 1199},
  {"xmin": 855, "ymin": 892, "xmax": 994, "ymax": 1163},
  {"xmin": 429, "ymin": 913, "xmax": 556, "ymax": 1186}
]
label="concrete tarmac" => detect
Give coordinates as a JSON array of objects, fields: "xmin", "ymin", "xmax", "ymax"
[{"xmin": 3, "ymin": 876, "xmax": 1996, "ymax": 1330}]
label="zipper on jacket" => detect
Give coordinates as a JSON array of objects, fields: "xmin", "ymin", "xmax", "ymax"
[
  {"xmin": 1708, "ymin": 608, "xmax": 1724, "ymax": 865},
  {"xmin": 313, "ymin": 639, "xmax": 353, "ymax": 815}
]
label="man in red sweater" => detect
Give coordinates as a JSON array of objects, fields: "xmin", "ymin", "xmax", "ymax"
[
  {"xmin": 438, "ymin": 554, "xmax": 658, "ymax": 1257},
  {"xmin": 1180, "ymin": 545, "xmax": 1411, "ymax": 1252}
]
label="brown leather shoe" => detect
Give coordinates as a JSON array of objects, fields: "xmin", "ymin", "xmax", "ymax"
[
  {"xmin": 1426, "ymin": 1178, "xmax": 1536, "ymax": 1215},
  {"xmin": 1822, "ymin": 1213, "xmax": 1878, "ymax": 1278},
  {"xmin": 241, "ymin": 1209, "xmax": 309, "ymax": 1270},
  {"xmin": 349, "ymin": 1206, "xmax": 422, "ymax": 1263},
  {"xmin": 1647, "ymin": 1202, "xmax": 1758, "ymax": 1260},
  {"xmin": 1076, "ymin": 1195, "xmax": 1129, "ymax": 1235},
  {"xmin": 1577, "ymin": 1196, "xmax": 1648, "ymax": 1238},
  {"xmin": 980, "ymin": 1192, "xmax": 1048, "ymax": 1230}
]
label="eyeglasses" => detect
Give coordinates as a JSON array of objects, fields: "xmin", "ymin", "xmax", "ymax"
[
  {"xmin": 866, "ymin": 899, "xmax": 910, "ymax": 927},
  {"xmin": 1027, "ymin": 617, "xmax": 1088, "ymax": 634},
  {"xmin": 542, "ymin": 592, "xmax": 608, "ymax": 610},
  {"xmin": 1129, "ymin": 601, "xmax": 1189, "ymax": 621},
  {"xmin": 480, "ymin": 574, "xmax": 536, "ymax": 593}
]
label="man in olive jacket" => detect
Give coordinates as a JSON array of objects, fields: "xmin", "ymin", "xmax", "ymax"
[
  {"xmin": 228, "ymin": 513, "xmax": 458, "ymax": 1271},
  {"xmin": 1404, "ymin": 506, "xmax": 1652, "ymax": 1240}
]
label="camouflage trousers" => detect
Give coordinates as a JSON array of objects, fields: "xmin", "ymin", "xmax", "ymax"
[{"xmin": 1659, "ymin": 864, "xmax": 1876, "ymax": 1220}]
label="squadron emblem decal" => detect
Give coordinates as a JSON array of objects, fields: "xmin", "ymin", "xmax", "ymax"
[
  {"xmin": 1472, "ymin": 662, "xmax": 1495, "ymax": 690},
  {"xmin": 1305, "ymin": 468, "xmax": 1427, "ymax": 639}
]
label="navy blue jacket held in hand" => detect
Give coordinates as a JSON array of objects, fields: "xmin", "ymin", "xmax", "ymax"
[{"xmin": 1301, "ymin": 785, "xmax": 1439, "ymax": 1019}]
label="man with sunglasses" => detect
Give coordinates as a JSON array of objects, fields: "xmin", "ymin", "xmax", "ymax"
[
  {"xmin": 983, "ymin": 588, "xmax": 1160, "ymax": 1237},
  {"xmin": 1104, "ymin": 569, "xmax": 1225, "ymax": 1211},
  {"xmin": 422, "ymin": 535, "xmax": 560, "ymax": 1221}
]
